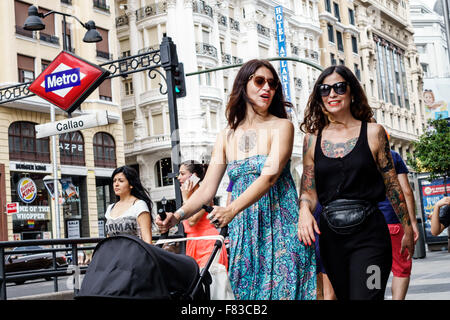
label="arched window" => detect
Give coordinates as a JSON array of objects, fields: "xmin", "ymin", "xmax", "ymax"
[
  {"xmin": 93, "ymin": 132, "xmax": 116, "ymax": 168},
  {"xmin": 8, "ymin": 121, "xmax": 50, "ymax": 163},
  {"xmin": 59, "ymin": 131, "xmax": 85, "ymax": 166},
  {"xmin": 155, "ymin": 158, "xmax": 173, "ymax": 187}
]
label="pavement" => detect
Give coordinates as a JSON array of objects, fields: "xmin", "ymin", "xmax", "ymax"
[{"xmin": 385, "ymin": 248, "xmax": 450, "ymax": 300}]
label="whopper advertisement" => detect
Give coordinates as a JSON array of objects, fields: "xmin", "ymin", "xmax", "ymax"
[{"xmin": 418, "ymin": 177, "xmax": 450, "ymax": 243}]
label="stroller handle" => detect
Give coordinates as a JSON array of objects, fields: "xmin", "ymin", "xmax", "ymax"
[{"xmin": 202, "ymin": 205, "xmax": 228, "ymax": 237}]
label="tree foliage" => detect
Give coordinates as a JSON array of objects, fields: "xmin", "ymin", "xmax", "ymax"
[{"xmin": 407, "ymin": 118, "xmax": 450, "ymax": 183}]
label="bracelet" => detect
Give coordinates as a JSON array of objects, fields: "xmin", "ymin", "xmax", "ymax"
[{"xmin": 174, "ymin": 208, "xmax": 186, "ymax": 222}]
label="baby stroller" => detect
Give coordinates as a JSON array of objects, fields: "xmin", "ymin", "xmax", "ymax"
[{"xmin": 76, "ymin": 206, "xmax": 227, "ymax": 300}]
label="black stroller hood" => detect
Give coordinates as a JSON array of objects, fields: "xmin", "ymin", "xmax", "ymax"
[{"xmin": 76, "ymin": 235, "xmax": 204, "ymax": 300}]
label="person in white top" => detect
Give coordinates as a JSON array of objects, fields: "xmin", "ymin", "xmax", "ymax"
[{"xmin": 104, "ymin": 166, "xmax": 153, "ymax": 244}]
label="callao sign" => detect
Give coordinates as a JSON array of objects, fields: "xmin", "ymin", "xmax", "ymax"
[{"xmin": 29, "ymin": 51, "xmax": 110, "ymax": 114}]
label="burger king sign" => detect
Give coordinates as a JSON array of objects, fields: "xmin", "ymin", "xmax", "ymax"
[{"xmin": 17, "ymin": 177, "xmax": 37, "ymax": 204}]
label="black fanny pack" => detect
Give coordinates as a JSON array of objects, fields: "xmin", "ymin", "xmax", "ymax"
[{"xmin": 322, "ymin": 199, "xmax": 377, "ymax": 235}]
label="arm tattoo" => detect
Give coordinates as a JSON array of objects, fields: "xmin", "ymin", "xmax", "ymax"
[
  {"xmin": 376, "ymin": 128, "xmax": 411, "ymax": 226},
  {"xmin": 300, "ymin": 165, "xmax": 315, "ymax": 193}
]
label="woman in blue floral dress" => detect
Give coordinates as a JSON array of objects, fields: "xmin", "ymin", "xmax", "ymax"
[{"xmin": 157, "ymin": 59, "xmax": 316, "ymax": 300}]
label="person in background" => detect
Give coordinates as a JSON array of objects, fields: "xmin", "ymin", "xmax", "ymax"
[
  {"xmin": 177, "ymin": 160, "xmax": 228, "ymax": 269},
  {"xmin": 104, "ymin": 166, "xmax": 153, "ymax": 244},
  {"xmin": 431, "ymin": 196, "xmax": 450, "ymax": 236},
  {"xmin": 377, "ymin": 148, "xmax": 419, "ymax": 300}
]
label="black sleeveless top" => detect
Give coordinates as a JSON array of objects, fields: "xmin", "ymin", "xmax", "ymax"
[{"xmin": 314, "ymin": 121, "xmax": 386, "ymax": 206}]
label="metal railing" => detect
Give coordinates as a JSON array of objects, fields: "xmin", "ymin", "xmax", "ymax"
[
  {"xmin": 0, "ymin": 233, "xmax": 185, "ymax": 300},
  {"xmin": 0, "ymin": 237, "xmax": 101, "ymax": 300}
]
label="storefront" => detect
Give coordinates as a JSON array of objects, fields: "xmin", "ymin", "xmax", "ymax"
[{"xmin": 9, "ymin": 163, "xmax": 53, "ymax": 240}]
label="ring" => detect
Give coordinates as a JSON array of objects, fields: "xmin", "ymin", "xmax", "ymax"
[
  {"xmin": 213, "ymin": 220, "xmax": 220, "ymax": 227},
  {"xmin": 207, "ymin": 213, "xmax": 214, "ymax": 220}
]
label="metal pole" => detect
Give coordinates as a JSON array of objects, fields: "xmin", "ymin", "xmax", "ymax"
[{"xmin": 160, "ymin": 37, "xmax": 183, "ymax": 209}]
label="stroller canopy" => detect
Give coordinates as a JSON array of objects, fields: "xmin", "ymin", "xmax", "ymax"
[{"xmin": 76, "ymin": 235, "xmax": 203, "ymax": 300}]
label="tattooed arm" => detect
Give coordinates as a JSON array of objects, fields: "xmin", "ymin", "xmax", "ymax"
[
  {"xmin": 298, "ymin": 133, "xmax": 320, "ymax": 246},
  {"xmin": 369, "ymin": 124, "xmax": 414, "ymax": 259}
]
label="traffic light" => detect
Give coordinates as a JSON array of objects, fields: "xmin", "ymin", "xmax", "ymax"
[{"xmin": 173, "ymin": 62, "xmax": 186, "ymax": 98}]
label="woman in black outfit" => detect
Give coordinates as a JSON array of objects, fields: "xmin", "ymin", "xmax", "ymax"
[{"xmin": 298, "ymin": 65, "xmax": 414, "ymax": 300}]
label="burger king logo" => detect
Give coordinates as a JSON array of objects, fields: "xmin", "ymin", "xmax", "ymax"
[{"xmin": 17, "ymin": 177, "xmax": 37, "ymax": 204}]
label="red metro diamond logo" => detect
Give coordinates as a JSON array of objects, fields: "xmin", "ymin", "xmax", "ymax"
[{"xmin": 29, "ymin": 51, "xmax": 110, "ymax": 114}]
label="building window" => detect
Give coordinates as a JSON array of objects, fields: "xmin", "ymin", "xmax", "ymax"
[
  {"xmin": 155, "ymin": 158, "xmax": 173, "ymax": 187},
  {"xmin": 354, "ymin": 64, "xmax": 361, "ymax": 81},
  {"xmin": 348, "ymin": 8, "xmax": 355, "ymax": 25},
  {"xmin": 330, "ymin": 53, "xmax": 336, "ymax": 65},
  {"xmin": 99, "ymin": 78, "xmax": 112, "ymax": 101},
  {"xmin": 41, "ymin": 59, "xmax": 51, "ymax": 72},
  {"xmin": 325, "ymin": 0, "xmax": 332, "ymax": 13},
  {"xmin": 384, "ymin": 46, "xmax": 395, "ymax": 104},
  {"xmin": 333, "ymin": 2, "xmax": 341, "ymax": 22},
  {"xmin": 124, "ymin": 79, "xmax": 133, "ymax": 96},
  {"xmin": 376, "ymin": 41, "xmax": 387, "ymax": 102},
  {"xmin": 8, "ymin": 121, "xmax": 50, "ymax": 163},
  {"xmin": 336, "ymin": 31, "xmax": 344, "ymax": 51},
  {"xmin": 93, "ymin": 132, "xmax": 116, "ymax": 168},
  {"xmin": 59, "ymin": 131, "xmax": 85, "ymax": 166},
  {"xmin": 17, "ymin": 54, "xmax": 34, "ymax": 83},
  {"xmin": 96, "ymin": 27, "xmax": 111, "ymax": 60},
  {"xmin": 327, "ymin": 24, "xmax": 334, "ymax": 43},
  {"xmin": 351, "ymin": 36, "xmax": 358, "ymax": 54}
]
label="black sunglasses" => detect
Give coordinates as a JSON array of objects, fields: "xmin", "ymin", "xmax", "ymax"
[{"xmin": 318, "ymin": 82, "xmax": 348, "ymax": 96}]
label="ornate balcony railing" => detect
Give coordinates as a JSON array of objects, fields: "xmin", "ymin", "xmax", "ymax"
[
  {"xmin": 136, "ymin": 2, "xmax": 167, "ymax": 21},
  {"xmin": 138, "ymin": 46, "xmax": 157, "ymax": 54},
  {"xmin": 196, "ymin": 42, "xmax": 218, "ymax": 59},
  {"xmin": 257, "ymin": 24, "xmax": 271, "ymax": 38},
  {"xmin": 293, "ymin": 77, "xmax": 303, "ymax": 89},
  {"xmin": 229, "ymin": 18, "xmax": 240, "ymax": 31},
  {"xmin": 291, "ymin": 44, "xmax": 299, "ymax": 56},
  {"xmin": 39, "ymin": 32, "xmax": 59, "ymax": 45},
  {"xmin": 222, "ymin": 53, "xmax": 231, "ymax": 65},
  {"xmin": 192, "ymin": 0, "xmax": 214, "ymax": 18},
  {"xmin": 218, "ymin": 13, "xmax": 227, "ymax": 27},
  {"xmin": 116, "ymin": 14, "xmax": 129, "ymax": 27},
  {"xmin": 232, "ymin": 56, "xmax": 243, "ymax": 64}
]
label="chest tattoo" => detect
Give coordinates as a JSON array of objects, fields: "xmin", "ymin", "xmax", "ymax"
[
  {"xmin": 238, "ymin": 130, "xmax": 257, "ymax": 153},
  {"xmin": 322, "ymin": 137, "xmax": 358, "ymax": 158}
]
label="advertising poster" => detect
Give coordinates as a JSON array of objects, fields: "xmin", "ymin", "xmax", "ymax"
[
  {"xmin": 418, "ymin": 177, "xmax": 450, "ymax": 243},
  {"xmin": 423, "ymin": 78, "xmax": 450, "ymax": 120}
]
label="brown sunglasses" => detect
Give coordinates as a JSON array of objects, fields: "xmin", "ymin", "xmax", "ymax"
[{"xmin": 248, "ymin": 74, "xmax": 279, "ymax": 90}]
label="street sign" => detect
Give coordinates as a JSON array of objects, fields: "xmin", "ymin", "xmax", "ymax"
[
  {"xmin": 6, "ymin": 203, "xmax": 19, "ymax": 214},
  {"xmin": 35, "ymin": 110, "xmax": 109, "ymax": 138},
  {"xmin": 28, "ymin": 51, "xmax": 110, "ymax": 114}
]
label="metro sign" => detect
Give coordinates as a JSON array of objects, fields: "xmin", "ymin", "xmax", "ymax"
[{"xmin": 29, "ymin": 51, "xmax": 110, "ymax": 114}]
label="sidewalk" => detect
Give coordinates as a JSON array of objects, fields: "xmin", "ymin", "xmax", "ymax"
[{"xmin": 385, "ymin": 249, "xmax": 450, "ymax": 300}]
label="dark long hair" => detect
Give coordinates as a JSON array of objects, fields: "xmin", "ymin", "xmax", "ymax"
[
  {"xmin": 226, "ymin": 59, "xmax": 293, "ymax": 130},
  {"xmin": 300, "ymin": 65, "xmax": 373, "ymax": 134},
  {"xmin": 111, "ymin": 166, "xmax": 153, "ymax": 218},
  {"xmin": 181, "ymin": 160, "xmax": 208, "ymax": 181}
]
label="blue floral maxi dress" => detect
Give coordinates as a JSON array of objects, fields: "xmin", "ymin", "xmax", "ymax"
[{"xmin": 227, "ymin": 155, "xmax": 316, "ymax": 300}]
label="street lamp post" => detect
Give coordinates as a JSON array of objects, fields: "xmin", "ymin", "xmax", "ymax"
[{"xmin": 23, "ymin": 5, "xmax": 102, "ymax": 238}]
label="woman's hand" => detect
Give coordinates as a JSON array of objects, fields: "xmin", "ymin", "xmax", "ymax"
[
  {"xmin": 298, "ymin": 206, "xmax": 320, "ymax": 246},
  {"xmin": 155, "ymin": 212, "xmax": 179, "ymax": 234},
  {"xmin": 181, "ymin": 180, "xmax": 194, "ymax": 202},
  {"xmin": 207, "ymin": 206, "xmax": 236, "ymax": 228}
]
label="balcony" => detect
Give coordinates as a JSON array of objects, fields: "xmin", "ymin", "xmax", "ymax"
[
  {"xmin": 96, "ymin": 50, "xmax": 113, "ymax": 60},
  {"xmin": 222, "ymin": 53, "xmax": 243, "ymax": 65},
  {"xmin": 291, "ymin": 44, "xmax": 299, "ymax": 57},
  {"xmin": 93, "ymin": 0, "xmax": 110, "ymax": 13},
  {"xmin": 116, "ymin": 14, "xmax": 129, "ymax": 27},
  {"xmin": 138, "ymin": 46, "xmax": 157, "ymax": 54},
  {"xmin": 39, "ymin": 32, "xmax": 59, "ymax": 46},
  {"xmin": 257, "ymin": 24, "xmax": 271, "ymax": 38},
  {"xmin": 293, "ymin": 78, "xmax": 302, "ymax": 90},
  {"xmin": 192, "ymin": 0, "xmax": 214, "ymax": 19},
  {"xmin": 61, "ymin": 0, "xmax": 72, "ymax": 5},
  {"xmin": 136, "ymin": 2, "xmax": 167, "ymax": 21},
  {"xmin": 229, "ymin": 18, "xmax": 240, "ymax": 32},
  {"xmin": 196, "ymin": 43, "xmax": 217, "ymax": 59},
  {"xmin": 218, "ymin": 14, "xmax": 227, "ymax": 27}
]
